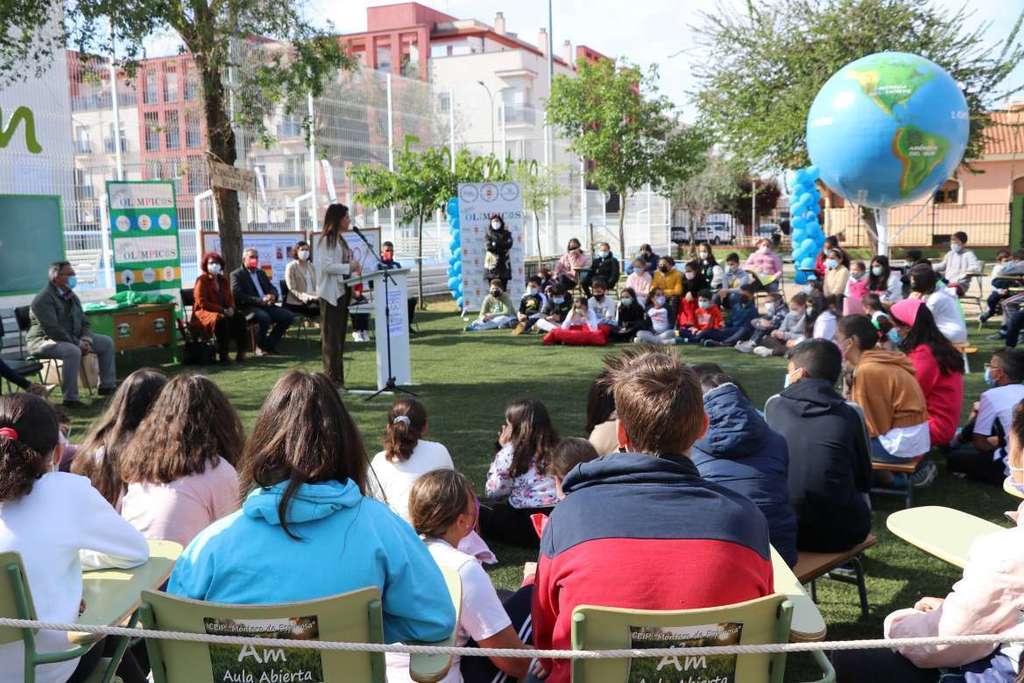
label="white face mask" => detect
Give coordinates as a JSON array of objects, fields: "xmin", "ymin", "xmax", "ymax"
[
  {"xmin": 654, "ymin": 296, "xmax": 666, "ymax": 306},
  {"xmin": 951, "ymin": 243, "xmax": 963, "ymax": 254},
  {"xmin": 207, "ymin": 262, "xmax": 222, "ymax": 275},
  {"xmin": 871, "ymin": 266, "xmax": 884, "ymax": 277},
  {"xmin": 621, "ymin": 297, "xmax": 633, "ymax": 306},
  {"xmin": 528, "ymin": 287, "xmax": 539, "ymax": 296},
  {"xmin": 297, "ymin": 250, "xmax": 310, "ymax": 261},
  {"xmin": 684, "ymin": 271, "xmax": 696, "ymax": 280},
  {"xmin": 598, "ymin": 250, "xmax": 610, "ymax": 258},
  {"xmin": 491, "ymin": 220, "xmax": 501, "ymax": 229}
]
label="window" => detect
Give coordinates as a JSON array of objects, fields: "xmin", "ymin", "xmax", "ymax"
[
  {"xmin": 184, "ymin": 72, "xmax": 199, "ymax": 101},
  {"xmin": 430, "ymin": 43, "xmax": 450, "ymax": 58},
  {"xmin": 144, "ymin": 70, "xmax": 159, "ymax": 104},
  {"xmin": 437, "ymin": 92, "xmax": 451, "ymax": 114},
  {"xmin": 144, "ymin": 112, "xmax": 160, "ymax": 151},
  {"xmin": 277, "ymin": 114, "xmax": 303, "ymax": 138},
  {"xmin": 935, "ymin": 179, "xmax": 960, "ymax": 204},
  {"xmin": 165, "ymin": 70, "xmax": 179, "ymax": 102},
  {"xmin": 185, "ymin": 110, "xmax": 202, "ymax": 148},
  {"xmin": 188, "ymin": 157, "xmax": 205, "ymax": 193},
  {"xmin": 74, "ymin": 168, "xmax": 94, "ymax": 199},
  {"xmin": 400, "ymin": 42, "xmax": 419, "ymax": 77},
  {"xmin": 279, "ymin": 156, "xmax": 305, "ymax": 189},
  {"xmin": 376, "ymin": 43, "xmax": 392, "ymax": 72},
  {"xmin": 165, "ymin": 110, "xmax": 180, "ymax": 150},
  {"xmin": 146, "ymin": 160, "xmax": 164, "ymax": 179},
  {"xmin": 74, "ymin": 126, "xmax": 91, "ymax": 154},
  {"xmin": 104, "ymin": 123, "xmax": 126, "ymax": 154}
]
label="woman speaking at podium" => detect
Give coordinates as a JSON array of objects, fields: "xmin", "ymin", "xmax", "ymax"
[{"xmin": 315, "ymin": 203, "xmax": 361, "ymax": 389}]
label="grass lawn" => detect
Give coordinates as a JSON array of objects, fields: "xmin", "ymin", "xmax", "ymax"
[{"xmin": 62, "ymin": 299, "xmax": 1011, "ymax": 673}]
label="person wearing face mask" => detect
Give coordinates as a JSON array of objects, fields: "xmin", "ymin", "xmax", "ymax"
[
  {"xmin": 751, "ymin": 292, "xmax": 809, "ymax": 357},
  {"xmin": 484, "ymin": 214, "xmax": 513, "ymax": 290},
  {"xmin": 377, "ymin": 240, "xmax": 403, "ymax": 270},
  {"xmin": 696, "ymin": 243, "xmax": 724, "ymax": 289},
  {"xmin": 625, "ymin": 243, "xmax": 659, "ymax": 275},
  {"xmin": 823, "ymin": 248, "xmax": 850, "ymax": 301},
  {"xmin": 742, "ymin": 239, "xmax": 783, "ymax": 292},
  {"xmin": 842, "ymin": 261, "xmax": 869, "ymax": 315},
  {"xmin": 948, "ymin": 349, "xmax": 1024, "ymax": 486},
  {"xmin": 581, "ymin": 242, "xmax": 620, "ymax": 298},
  {"xmin": 734, "ymin": 292, "xmax": 788, "ymax": 352},
  {"xmin": 611, "ymin": 287, "xmax": 647, "ymax": 342},
  {"xmin": 231, "ymin": 246, "xmax": 295, "ymax": 356},
  {"xmin": 813, "ymin": 236, "xmax": 841, "ymax": 279},
  {"xmin": 651, "ymin": 256, "xmax": 684, "ymax": 321},
  {"xmin": 835, "ymin": 314, "xmax": 934, "ymax": 487},
  {"xmin": 466, "ymin": 279, "xmax": 515, "ymax": 331},
  {"xmin": 192, "ymin": 252, "xmax": 248, "ymax": 364},
  {"xmin": 908, "ymin": 264, "xmax": 967, "ymax": 344},
  {"xmin": 625, "ymin": 258, "xmax": 652, "ymax": 301},
  {"xmin": 284, "ymin": 240, "xmax": 320, "ymax": 318},
  {"xmin": 27, "ymin": 261, "xmax": 118, "ymax": 407},
  {"xmin": 676, "ymin": 262, "xmax": 709, "ymax": 327},
  {"xmin": 676, "ymin": 289, "xmax": 723, "ymax": 344},
  {"xmin": 717, "ymin": 252, "xmax": 752, "ymax": 308},
  {"xmin": 868, "ymin": 255, "xmax": 904, "ymax": 305},
  {"xmin": 587, "ymin": 278, "xmax": 618, "ymax": 330},
  {"xmin": 513, "ymin": 276, "xmax": 547, "ymax": 335},
  {"xmin": 634, "ymin": 289, "xmax": 676, "ymax": 345},
  {"xmin": 0, "ymin": 393, "xmax": 149, "ymax": 683},
  {"xmin": 699, "ymin": 285, "xmax": 758, "ymax": 347},
  {"xmin": 934, "ymin": 231, "xmax": 981, "ymax": 295},
  {"xmin": 553, "ymin": 238, "xmax": 589, "ymax": 291},
  {"xmin": 534, "ymin": 286, "xmax": 573, "ymax": 334}
]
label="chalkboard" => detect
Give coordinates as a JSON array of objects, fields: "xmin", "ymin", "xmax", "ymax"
[{"xmin": 0, "ymin": 194, "xmax": 65, "ymax": 295}]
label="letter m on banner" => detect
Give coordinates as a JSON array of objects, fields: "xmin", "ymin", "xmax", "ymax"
[{"xmin": 0, "ymin": 107, "xmax": 42, "ymax": 154}]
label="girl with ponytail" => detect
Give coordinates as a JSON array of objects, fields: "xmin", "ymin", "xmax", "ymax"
[
  {"xmin": 0, "ymin": 393, "xmax": 148, "ymax": 682},
  {"xmin": 369, "ymin": 397, "xmax": 454, "ymax": 522}
]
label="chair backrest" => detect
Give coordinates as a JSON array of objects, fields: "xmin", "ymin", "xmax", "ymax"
[
  {"xmin": 180, "ymin": 288, "xmax": 195, "ymax": 308},
  {"xmin": 570, "ymin": 594, "xmax": 792, "ymax": 683},
  {"xmin": 141, "ymin": 587, "xmax": 386, "ymax": 683},
  {"xmin": 0, "ymin": 551, "xmax": 38, "ymax": 647},
  {"xmin": 14, "ymin": 306, "xmax": 31, "ymax": 334},
  {"xmin": 279, "ymin": 280, "xmax": 292, "ymax": 304}
]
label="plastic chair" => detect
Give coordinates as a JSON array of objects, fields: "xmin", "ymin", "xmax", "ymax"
[
  {"xmin": 570, "ymin": 594, "xmax": 835, "ymax": 683},
  {"xmin": 279, "ymin": 279, "xmax": 318, "ymax": 345},
  {"xmin": 0, "ymin": 551, "xmax": 126, "ymax": 683},
  {"xmin": 960, "ymin": 262, "xmax": 985, "ymax": 314},
  {"xmin": 140, "ymin": 586, "xmax": 456, "ymax": 683}
]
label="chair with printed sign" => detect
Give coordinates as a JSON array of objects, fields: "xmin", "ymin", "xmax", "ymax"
[
  {"xmin": 570, "ymin": 594, "xmax": 835, "ymax": 683},
  {"xmin": 0, "ymin": 551, "xmax": 128, "ymax": 683},
  {"xmin": 140, "ymin": 584, "xmax": 458, "ymax": 683}
]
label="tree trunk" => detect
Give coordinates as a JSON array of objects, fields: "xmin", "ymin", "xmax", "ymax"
[
  {"xmin": 859, "ymin": 205, "xmax": 879, "ymax": 254},
  {"xmin": 618, "ymin": 190, "xmax": 627, "ymax": 259},
  {"xmin": 534, "ymin": 210, "xmax": 544, "ymax": 267},
  {"xmin": 417, "ymin": 214, "xmax": 425, "ymax": 309},
  {"xmin": 198, "ymin": 61, "xmax": 243, "ymax": 271}
]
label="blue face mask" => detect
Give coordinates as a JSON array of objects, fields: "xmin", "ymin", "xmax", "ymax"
[
  {"xmin": 984, "ymin": 367, "xmax": 998, "ymax": 387},
  {"xmin": 783, "ymin": 372, "xmax": 792, "ymax": 389},
  {"xmin": 887, "ymin": 329, "xmax": 901, "ymax": 345},
  {"xmin": 66, "ymin": 276, "xmax": 78, "ymax": 290}
]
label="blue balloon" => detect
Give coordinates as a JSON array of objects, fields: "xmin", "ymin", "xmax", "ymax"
[
  {"xmin": 447, "ymin": 276, "xmax": 459, "ymax": 291},
  {"xmin": 452, "ymin": 262, "xmax": 462, "ymax": 276},
  {"xmin": 456, "ymin": 296, "xmax": 464, "ymax": 308},
  {"xmin": 448, "ymin": 255, "xmax": 457, "ymax": 265},
  {"xmin": 447, "ymin": 197, "xmax": 459, "ymax": 216},
  {"xmin": 794, "ymin": 271, "xmax": 808, "ymax": 285},
  {"xmin": 800, "ymin": 256, "xmax": 816, "ymax": 269},
  {"xmin": 805, "ymin": 165, "xmax": 820, "ymax": 180}
]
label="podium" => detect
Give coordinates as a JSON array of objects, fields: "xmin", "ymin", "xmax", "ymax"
[{"xmin": 346, "ymin": 268, "xmax": 412, "ymax": 391}]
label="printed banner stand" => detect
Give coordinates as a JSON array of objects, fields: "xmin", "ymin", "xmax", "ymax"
[
  {"xmin": 106, "ymin": 181, "xmax": 182, "ymax": 296},
  {"xmin": 456, "ymin": 182, "xmax": 525, "ymax": 312}
]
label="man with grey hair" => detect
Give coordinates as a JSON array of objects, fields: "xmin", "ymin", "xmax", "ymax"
[
  {"xmin": 26, "ymin": 261, "xmax": 116, "ymax": 407},
  {"xmin": 230, "ymin": 248, "xmax": 293, "ymax": 355}
]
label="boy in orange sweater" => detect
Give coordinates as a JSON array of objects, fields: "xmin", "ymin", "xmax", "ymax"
[{"xmin": 676, "ymin": 289, "xmax": 724, "ymax": 344}]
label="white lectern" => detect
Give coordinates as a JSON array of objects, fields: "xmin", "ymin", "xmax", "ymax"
[{"xmin": 347, "ymin": 268, "xmax": 412, "ymax": 392}]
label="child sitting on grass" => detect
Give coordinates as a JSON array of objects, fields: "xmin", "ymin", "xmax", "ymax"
[
  {"xmin": 513, "ymin": 276, "xmax": 546, "ymax": 335},
  {"xmin": 542, "ymin": 298, "xmax": 608, "ymax": 346},
  {"xmin": 634, "ymin": 288, "xmax": 676, "ymax": 345},
  {"xmin": 676, "ymin": 288, "xmax": 723, "ymax": 344},
  {"xmin": 466, "ymin": 279, "xmax": 514, "ymax": 331},
  {"xmin": 751, "ymin": 292, "xmax": 808, "ymax": 357},
  {"xmin": 625, "ymin": 258, "xmax": 652, "ymax": 301},
  {"xmin": 699, "ymin": 285, "xmax": 757, "ymax": 347},
  {"xmin": 735, "ymin": 291, "xmax": 788, "ymax": 352},
  {"xmin": 534, "ymin": 285, "xmax": 573, "ymax": 333},
  {"xmin": 611, "ymin": 287, "xmax": 646, "ymax": 342}
]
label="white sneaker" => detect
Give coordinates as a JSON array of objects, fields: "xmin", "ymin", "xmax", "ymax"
[
  {"xmin": 735, "ymin": 341, "xmax": 755, "ymax": 353},
  {"xmin": 753, "ymin": 346, "xmax": 773, "ymax": 358},
  {"xmin": 352, "ymin": 332, "xmax": 363, "ymax": 342}
]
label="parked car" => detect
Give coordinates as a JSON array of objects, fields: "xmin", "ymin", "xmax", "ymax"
[
  {"xmin": 694, "ymin": 223, "xmax": 735, "ymax": 245},
  {"xmin": 756, "ymin": 223, "xmax": 781, "ymax": 237}
]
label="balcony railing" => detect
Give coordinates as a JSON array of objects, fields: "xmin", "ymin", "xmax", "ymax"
[{"xmin": 502, "ymin": 105, "xmax": 537, "ymax": 126}]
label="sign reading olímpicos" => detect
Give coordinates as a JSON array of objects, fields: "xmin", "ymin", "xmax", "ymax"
[{"xmin": 107, "ymin": 181, "xmax": 181, "ymax": 293}]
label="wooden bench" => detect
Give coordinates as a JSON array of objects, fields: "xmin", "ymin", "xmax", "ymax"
[
  {"xmin": 871, "ymin": 456, "xmax": 923, "ymax": 508},
  {"xmin": 793, "ymin": 534, "xmax": 877, "ymax": 619}
]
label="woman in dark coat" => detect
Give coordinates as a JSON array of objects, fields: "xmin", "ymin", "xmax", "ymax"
[{"xmin": 484, "ymin": 214, "xmax": 513, "ymax": 289}]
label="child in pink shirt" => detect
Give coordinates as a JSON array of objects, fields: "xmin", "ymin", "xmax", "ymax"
[{"xmin": 625, "ymin": 258, "xmax": 653, "ymax": 301}]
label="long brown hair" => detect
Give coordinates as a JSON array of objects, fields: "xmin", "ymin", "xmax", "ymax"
[
  {"xmin": 238, "ymin": 370, "xmax": 368, "ymax": 538},
  {"xmin": 382, "ymin": 398, "xmax": 427, "ymax": 462},
  {"xmin": 0, "ymin": 394, "xmax": 58, "ymax": 501},
  {"xmin": 408, "ymin": 469, "xmax": 475, "ymax": 538},
  {"xmin": 319, "ymin": 203, "xmax": 351, "ymax": 252},
  {"xmin": 72, "ymin": 368, "xmax": 168, "ymax": 504},
  {"xmin": 120, "ymin": 374, "xmax": 243, "ymax": 484},
  {"xmin": 505, "ymin": 399, "xmax": 559, "ymax": 477}
]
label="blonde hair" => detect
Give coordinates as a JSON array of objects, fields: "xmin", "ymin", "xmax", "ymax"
[{"xmin": 408, "ymin": 469, "xmax": 476, "ymax": 538}]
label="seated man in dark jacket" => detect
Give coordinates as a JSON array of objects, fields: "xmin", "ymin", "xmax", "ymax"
[
  {"xmin": 690, "ymin": 366, "xmax": 799, "ymax": 566},
  {"xmin": 581, "ymin": 242, "xmax": 620, "ymax": 298},
  {"xmin": 230, "ymin": 248, "xmax": 294, "ymax": 355},
  {"xmin": 532, "ymin": 349, "xmax": 772, "ymax": 683},
  {"xmin": 764, "ymin": 339, "xmax": 873, "ymax": 553}
]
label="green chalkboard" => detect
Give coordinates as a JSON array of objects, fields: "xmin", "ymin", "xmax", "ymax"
[{"xmin": 0, "ymin": 194, "xmax": 65, "ymax": 295}]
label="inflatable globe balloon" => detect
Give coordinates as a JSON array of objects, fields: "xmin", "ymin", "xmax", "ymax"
[{"xmin": 807, "ymin": 52, "xmax": 969, "ymax": 209}]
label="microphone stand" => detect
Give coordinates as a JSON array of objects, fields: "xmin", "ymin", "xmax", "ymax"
[{"xmin": 351, "ymin": 225, "xmax": 416, "ymax": 400}]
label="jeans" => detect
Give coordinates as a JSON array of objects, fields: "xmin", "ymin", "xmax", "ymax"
[
  {"xmin": 696, "ymin": 325, "xmax": 748, "ymax": 344},
  {"xmin": 245, "ymin": 305, "xmax": 294, "ymax": 351},
  {"xmin": 467, "ymin": 315, "xmax": 514, "ymax": 331},
  {"xmin": 33, "ymin": 334, "xmax": 116, "ymax": 401},
  {"xmin": 635, "ymin": 329, "xmax": 676, "ymax": 344},
  {"xmin": 1006, "ymin": 309, "xmax": 1024, "ymax": 348}
]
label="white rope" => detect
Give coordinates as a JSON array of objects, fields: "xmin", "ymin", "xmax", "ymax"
[{"xmin": 3, "ymin": 618, "xmax": 1024, "ymax": 659}]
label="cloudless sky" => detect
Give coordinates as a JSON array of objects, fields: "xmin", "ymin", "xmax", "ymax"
[{"xmin": 302, "ymin": 0, "xmax": 1024, "ymax": 119}]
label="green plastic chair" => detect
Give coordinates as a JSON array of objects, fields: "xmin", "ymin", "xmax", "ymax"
[
  {"xmin": 570, "ymin": 594, "xmax": 835, "ymax": 683},
  {"xmin": 140, "ymin": 583, "xmax": 458, "ymax": 683},
  {"xmin": 0, "ymin": 551, "xmax": 125, "ymax": 683}
]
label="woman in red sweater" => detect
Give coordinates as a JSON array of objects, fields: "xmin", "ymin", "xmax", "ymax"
[{"xmin": 889, "ymin": 298, "xmax": 965, "ymax": 446}]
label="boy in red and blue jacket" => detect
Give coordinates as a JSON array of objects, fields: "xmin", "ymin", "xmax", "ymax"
[{"xmin": 530, "ymin": 349, "xmax": 774, "ymax": 683}]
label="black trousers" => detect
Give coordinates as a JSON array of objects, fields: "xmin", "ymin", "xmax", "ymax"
[
  {"xmin": 214, "ymin": 313, "xmax": 247, "ymax": 356},
  {"xmin": 478, "ymin": 500, "xmax": 553, "ymax": 549},
  {"xmin": 947, "ymin": 449, "xmax": 1006, "ymax": 485},
  {"xmin": 68, "ymin": 637, "xmax": 147, "ymax": 683},
  {"xmin": 460, "ymin": 584, "xmax": 534, "ymax": 683},
  {"xmin": 832, "ymin": 648, "xmax": 938, "ymax": 683}
]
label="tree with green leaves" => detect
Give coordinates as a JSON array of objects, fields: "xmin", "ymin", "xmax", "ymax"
[
  {"xmin": 671, "ymin": 155, "xmax": 742, "ymax": 245},
  {"xmin": 509, "ymin": 161, "xmax": 567, "ymax": 265},
  {"xmin": 692, "ymin": 0, "xmax": 1024, "ymax": 237},
  {"xmin": 2, "ymin": 1, "xmax": 351, "ymax": 269},
  {"xmin": 352, "ymin": 140, "xmax": 507, "ymax": 306},
  {"xmin": 547, "ymin": 58, "xmax": 709, "ymax": 256}
]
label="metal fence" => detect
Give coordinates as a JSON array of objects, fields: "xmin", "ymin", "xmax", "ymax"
[{"xmin": 822, "ymin": 203, "xmax": 1011, "ymax": 248}]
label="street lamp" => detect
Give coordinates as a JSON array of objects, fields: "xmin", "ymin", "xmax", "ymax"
[{"xmin": 477, "ymin": 80, "xmax": 495, "ymax": 155}]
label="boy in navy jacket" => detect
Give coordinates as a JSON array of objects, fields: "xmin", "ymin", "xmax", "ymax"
[{"xmin": 531, "ymin": 348, "xmax": 773, "ymax": 683}]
